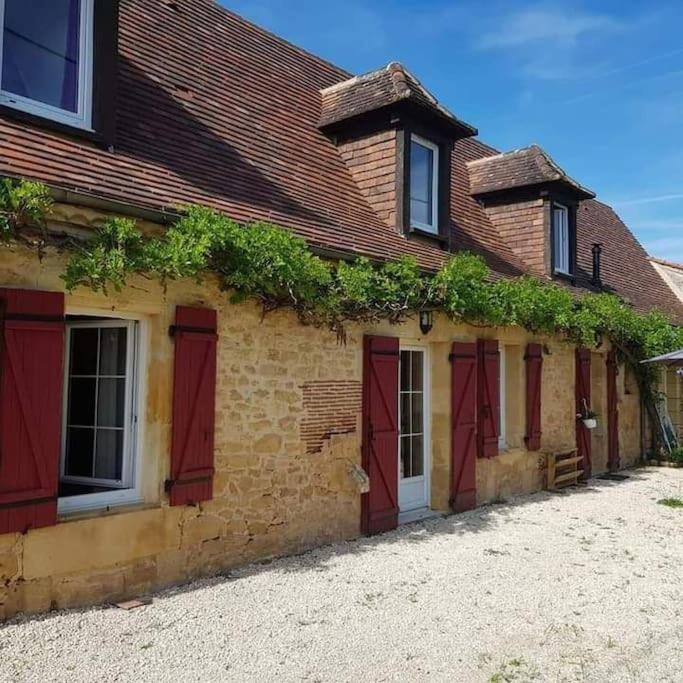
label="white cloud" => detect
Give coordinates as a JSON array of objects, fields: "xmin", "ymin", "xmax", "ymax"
[{"xmin": 477, "ymin": 7, "xmax": 623, "ymax": 50}]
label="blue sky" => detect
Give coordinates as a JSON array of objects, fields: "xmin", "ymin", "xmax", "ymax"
[{"xmin": 222, "ymin": 0, "xmax": 683, "ymax": 262}]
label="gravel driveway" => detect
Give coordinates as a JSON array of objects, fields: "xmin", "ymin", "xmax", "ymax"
[{"xmin": 1, "ymin": 467, "xmax": 682, "ymax": 683}]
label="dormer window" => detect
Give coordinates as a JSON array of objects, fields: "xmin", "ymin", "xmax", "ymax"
[
  {"xmin": 0, "ymin": 0, "xmax": 94, "ymax": 129},
  {"xmin": 410, "ymin": 134, "xmax": 439, "ymax": 234},
  {"xmin": 552, "ymin": 202, "xmax": 571, "ymax": 275}
]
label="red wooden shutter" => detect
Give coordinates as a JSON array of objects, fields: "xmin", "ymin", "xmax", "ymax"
[
  {"xmin": 450, "ymin": 342, "xmax": 477, "ymax": 512},
  {"xmin": 0, "ymin": 288, "xmax": 64, "ymax": 534},
  {"xmin": 524, "ymin": 343, "xmax": 543, "ymax": 451},
  {"xmin": 168, "ymin": 306, "xmax": 218, "ymax": 506},
  {"xmin": 477, "ymin": 339, "xmax": 500, "ymax": 459},
  {"xmin": 606, "ymin": 350, "xmax": 620, "ymax": 472},
  {"xmin": 575, "ymin": 347, "xmax": 592, "ymax": 479},
  {"xmin": 361, "ymin": 335, "xmax": 399, "ymax": 535}
]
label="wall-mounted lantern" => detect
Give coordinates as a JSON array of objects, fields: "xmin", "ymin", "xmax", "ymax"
[{"xmin": 419, "ymin": 310, "xmax": 434, "ymax": 335}]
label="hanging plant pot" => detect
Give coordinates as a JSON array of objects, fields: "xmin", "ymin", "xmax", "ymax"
[{"xmin": 582, "ymin": 418, "xmax": 597, "ymax": 430}]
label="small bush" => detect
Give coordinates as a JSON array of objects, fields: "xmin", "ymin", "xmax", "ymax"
[
  {"xmin": 658, "ymin": 498, "xmax": 683, "ymax": 509},
  {"xmin": 668, "ymin": 446, "xmax": 683, "ymax": 463}
]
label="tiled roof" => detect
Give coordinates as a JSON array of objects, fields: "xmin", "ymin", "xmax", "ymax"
[
  {"xmin": 651, "ymin": 257, "xmax": 683, "ymax": 272},
  {"xmin": 468, "ymin": 145, "xmax": 595, "ymax": 199},
  {"xmin": 575, "ymin": 201, "xmax": 683, "ymax": 319},
  {"xmin": 0, "ymin": 0, "xmax": 521, "ymax": 277},
  {"xmin": 0, "ymin": 0, "xmax": 679, "ymax": 322},
  {"xmin": 319, "ymin": 62, "xmax": 477, "ymax": 137}
]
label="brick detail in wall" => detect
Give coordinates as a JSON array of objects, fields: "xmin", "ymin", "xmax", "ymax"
[
  {"xmin": 300, "ymin": 380, "xmax": 362, "ymax": 454},
  {"xmin": 338, "ymin": 130, "xmax": 397, "ymax": 228},
  {"xmin": 484, "ymin": 198, "xmax": 547, "ymax": 276}
]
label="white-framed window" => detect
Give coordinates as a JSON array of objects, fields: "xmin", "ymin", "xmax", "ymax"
[
  {"xmin": 410, "ymin": 134, "xmax": 439, "ymax": 234},
  {"xmin": 59, "ymin": 315, "xmax": 144, "ymax": 514},
  {"xmin": 498, "ymin": 345, "xmax": 507, "ymax": 449},
  {"xmin": 0, "ymin": 0, "xmax": 94, "ymax": 129},
  {"xmin": 552, "ymin": 202, "xmax": 571, "ymax": 275}
]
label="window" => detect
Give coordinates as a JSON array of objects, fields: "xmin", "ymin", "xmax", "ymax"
[
  {"xmin": 0, "ymin": 0, "xmax": 94, "ymax": 128},
  {"xmin": 60, "ymin": 317, "xmax": 141, "ymax": 512},
  {"xmin": 552, "ymin": 203, "xmax": 571, "ymax": 275},
  {"xmin": 410, "ymin": 134, "xmax": 439, "ymax": 233}
]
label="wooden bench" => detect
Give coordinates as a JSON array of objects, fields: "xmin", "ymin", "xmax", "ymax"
[{"xmin": 546, "ymin": 449, "xmax": 583, "ymax": 490}]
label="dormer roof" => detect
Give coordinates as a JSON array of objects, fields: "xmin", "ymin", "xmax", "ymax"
[
  {"xmin": 319, "ymin": 62, "xmax": 477, "ymax": 138},
  {"xmin": 467, "ymin": 144, "xmax": 595, "ymax": 200}
]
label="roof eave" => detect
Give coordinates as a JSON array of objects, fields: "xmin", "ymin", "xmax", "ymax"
[
  {"xmin": 319, "ymin": 99, "xmax": 478, "ymax": 140},
  {"xmin": 470, "ymin": 179, "xmax": 595, "ymax": 202}
]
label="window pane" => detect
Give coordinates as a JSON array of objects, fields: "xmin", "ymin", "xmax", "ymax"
[
  {"xmin": 410, "ymin": 352, "xmax": 424, "ymax": 391},
  {"xmin": 2, "ymin": 0, "xmax": 81, "ymax": 112},
  {"xmin": 70, "ymin": 327, "xmax": 98, "ymax": 375},
  {"xmin": 65, "ymin": 426, "xmax": 94, "ymax": 477},
  {"xmin": 99, "ymin": 327, "xmax": 127, "ymax": 375},
  {"xmin": 410, "ymin": 140, "xmax": 434, "ymax": 226},
  {"xmin": 410, "ymin": 198, "xmax": 431, "ymax": 227},
  {"xmin": 400, "ymin": 351, "xmax": 411, "ymax": 392},
  {"xmin": 410, "ymin": 141, "xmax": 433, "ymax": 202},
  {"xmin": 553, "ymin": 207, "xmax": 569, "ymax": 272},
  {"xmin": 411, "ymin": 391, "xmax": 424, "ymax": 435},
  {"xmin": 411, "ymin": 436, "xmax": 424, "ymax": 477},
  {"xmin": 94, "ymin": 429, "xmax": 123, "ymax": 480},
  {"xmin": 68, "ymin": 377, "xmax": 96, "ymax": 425},
  {"xmin": 400, "ymin": 393, "xmax": 411, "ymax": 435},
  {"xmin": 400, "ymin": 436, "xmax": 411, "ymax": 479},
  {"xmin": 97, "ymin": 378, "xmax": 126, "ymax": 428}
]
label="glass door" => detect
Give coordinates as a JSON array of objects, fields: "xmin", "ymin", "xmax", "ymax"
[{"xmin": 398, "ymin": 348, "xmax": 429, "ymax": 512}]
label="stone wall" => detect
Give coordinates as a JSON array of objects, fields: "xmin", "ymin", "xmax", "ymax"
[{"xmin": 0, "ymin": 206, "xmax": 644, "ymax": 618}]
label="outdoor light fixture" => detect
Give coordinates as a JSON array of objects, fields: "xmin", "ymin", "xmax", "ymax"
[{"xmin": 419, "ymin": 310, "xmax": 434, "ymax": 335}]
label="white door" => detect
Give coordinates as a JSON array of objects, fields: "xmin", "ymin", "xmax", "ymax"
[{"xmin": 398, "ymin": 348, "xmax": 430, "ymax": 512}]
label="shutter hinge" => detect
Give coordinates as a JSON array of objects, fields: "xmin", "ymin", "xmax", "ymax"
[{"xmin": 165, "ymin": 474, "xmax": 213, "ymax": 492}]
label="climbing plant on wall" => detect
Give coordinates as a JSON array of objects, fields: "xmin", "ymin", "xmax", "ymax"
[
  {"xmin": 3, "ymin": 178, "xmax": 683, "ymax": 444},
  {"xmin": 0, "ymin": 178, "xmax": 52, "ymax": 242}
]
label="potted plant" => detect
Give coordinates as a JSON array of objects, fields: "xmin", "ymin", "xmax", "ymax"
[{"xmin": 577, "ymin": 400, "xmax": 598, "ymax": 429}]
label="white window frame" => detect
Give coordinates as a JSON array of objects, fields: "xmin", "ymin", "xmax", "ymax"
[
  {"xmin": 0, "ymin": 0, "xmax": 94, "ymax": 129},
  {"xmin": 397, "ymin": 344, "xmax": 431, "ymax": 515},
  {"xmin": 58, "ymin": 310, "xmax": 147, "ymax": 515},
  {"xmin": 410, "ymin": 134, "xmax": 439, "ymax": 234},
  {"xmin": 552, "ymin": 202, "xmax": 571, "ymax": 275},
  {"xmin": 498, "ymin": 345, "xmax": 507, "ymax": 449}
]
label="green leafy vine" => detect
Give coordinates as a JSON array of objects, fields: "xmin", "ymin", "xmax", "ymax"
[{"xmin": 3, "ymin": 178, "xmax": 682, "ymax": 448}]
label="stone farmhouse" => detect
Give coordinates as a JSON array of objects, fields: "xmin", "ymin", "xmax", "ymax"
[{"xmin": 1, "ymin": 0, "xmax": 682, "ymax": 618}]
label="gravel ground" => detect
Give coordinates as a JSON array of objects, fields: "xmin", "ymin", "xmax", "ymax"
[{"xmin": 1, "ymin": 467, "xmax": 682, "ymax": 683}]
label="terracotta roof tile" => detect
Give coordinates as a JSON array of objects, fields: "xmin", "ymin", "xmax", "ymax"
[
  {"xmin": 467, "ymin": 144, "xmax": 595, "ymax": 199},
  {"xmin": 575, "ymin": 201, "xmax": 683, "ymax": 320},
  {"xmin": 319, "ymin": 62, "xmax": 477, "ymax": 137}
]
